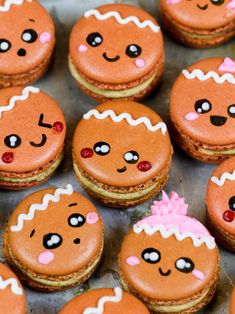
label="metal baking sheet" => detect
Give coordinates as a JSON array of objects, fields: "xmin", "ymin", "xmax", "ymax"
[{"xmin": 0, "ymin": 0, "xmax": 234, "ymax": 313}]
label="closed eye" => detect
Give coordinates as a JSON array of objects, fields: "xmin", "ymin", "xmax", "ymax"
[
  {"xmin": 38, "ymin": 113, "xmax": 52, "ymax": 129},
  {"xmin": 30, "ymin": 134, "xmax": 47, "ymax": 147},
  {"xmin": 30, "ymin": 229, "xmax": 35, "ymax": 238}
]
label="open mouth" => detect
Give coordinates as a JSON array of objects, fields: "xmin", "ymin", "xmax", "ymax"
[
  {"xmin": 210, "ymin": 115, "xmax": 227, "ymax": 127},
  {"xmin": 196, "ymin": 3, "xmax": 208, "ymax": 9},
  {"xmin": 103, "ymin": 52, "xmax": 120, "ymax": 62},
  {"xmin": 117, "ymin": 166, "xmax": 127, "ymax": 173},
  {"xmin": 159, "ymin": 267, "xmax": 171, "ymax": 276}
]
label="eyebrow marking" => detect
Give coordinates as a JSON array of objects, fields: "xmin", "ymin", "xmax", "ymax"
[
  {"xmin": 29, "ymin": 18, "xmax": 35, "ymax": 22},
  {"xmin": 69, "ymin": 203, "xmax": 78, "ymax": 207},
  {"xmin": 30, "ymin": 229, "xmax": 35, "ymax": 238},
  {"xmin": 38, "ymin": 113, "xmax": 52, "ymax": 128}
]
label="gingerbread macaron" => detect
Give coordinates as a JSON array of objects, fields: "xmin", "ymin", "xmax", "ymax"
[
  {"xmin": 0, "ymin": 263, "xmax": 26, "ymax": 314},
  {"xmin": 59, "ymin": 287, "xmax": 150, "ymax": 314},
  {"xmin": 69, "ymin": 4, "xmax": 164, "ymax": 101},
  {"xmin": 170, "ymin": 57, "xmax": 235, "ymax": 163},
  {"xmin": 3, "ymin": 184, "xmax": 104, "ymax": 291},
  {"xmin": 72, "ymin": 101, "xmax": 173, "ymax": 208},
  {"xmin": 207, "ymin": 155, "xmax": 235, "ymax": 251},
  {"xmin": 119, "ymin": 192, "xmax": 220, "ymax": 313},
  {"xmin": 160, "ymin": 0, "xmax": 235, "ymax": 48},
  {"xmin": 230, "ymin": 288, "xmax": 235, "ymax": 314},
  {"xmin": 0, "ymin": 0, "xmax": 55, "ymax": 87},
  {"xmin": 0, "ymin": 86, "xmax": 66, "ymax": 189}
]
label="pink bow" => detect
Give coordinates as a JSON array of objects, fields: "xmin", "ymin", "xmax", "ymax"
[{"xmin": 218, "ymin": 58, "xmax": 235, "ymax": 73}]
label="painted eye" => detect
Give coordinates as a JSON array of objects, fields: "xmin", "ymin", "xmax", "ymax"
[
  {"xmin": 228, "ymin": 196, "xmax": 235, "ymax": 211},
  {"xmin": 228, "ymin": 105, "xmax": 235, "ymax": 118},
  {"xmin": 124, "ymin": 151, "xmax": 139, "ymax": 164},
  {"xmin": 210, "ymin": 0, "xmax": 224, "ymax": 5},
  {"xmin": 94, "ymin": 141, "xmax": 110, "ymax": 156},
  {"xmin": 43, "ymin": 233, "xmax": 63, "ymax": 249},
  {"xmin": 21, "ymin": 29, "xmax": 38, "ymax": 43},
  {"xmin": 68, "ymin": 213, "xmax": 86, "ymax": 227},
  {"xmin": 0, "ymin": 39, "xmax": 11, "ymax": 53},
  {"xmin": 175, "ymin": 257, "xmax": 194, "ymax": 273},
  {"xmin": 4, "ymin": 134, "xmax": 21, "ymax": 148},
  {"xmin": 195, "ymin": 99, "xmax": 212, "ymax": 114},
  {"xmin": 125, "ymin": 44, "xmax": 142, "ymax": 58},
  {"xmin": 141, "ymin": 248, "xmax": 161, "ymax": 264},
  {"xmin": 86, "ymin": 32, "xmax": 103, "ymax": 47}
]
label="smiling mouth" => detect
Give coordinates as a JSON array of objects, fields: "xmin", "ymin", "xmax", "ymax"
[
  {"xmin": 196, "ymin": 3, "xmax": 208, "ymax": 9},
  {"xmin": 159, "ymin": 267, "xmax": 171, "ymax": 276},
  {"xmin": 210, "ymin": 115, "xmax": 227, "ymax": 126},
  {"xmin": 117, "ymin": 166, "xmax": 127, "ymax": 173},
  {"xmin": 103, "ymin": 52, "xmax": 120, "ymax": 62}
]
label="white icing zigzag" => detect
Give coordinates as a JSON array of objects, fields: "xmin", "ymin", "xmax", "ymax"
[
  {"xmin": 84, "ymin": 9, "xmax": 160, "ymax": 33},
  {"xmin": 83, "ymin": 287, "xmax": 122, "ymax": 314},
  {"xmin": 0, "ymin": 86, "xmax": 39, "ymax": 118},
  {"xmin": 11, "ymin": 184, "xmax": 74, "ymax": 232},
  {"xmin": 0, "ymin": 276, "xmax": 23, "ymax": 295},
  {"xmin": 0, "ymin": 0, "xmax": 32, "ymax": 12},
  {"xmin": 211, "ymin": 170, "xmax": 235, "ymax": 186},
  {"xmin": 182, "ymin": 69, "xmax": 235, "ymax": 85},
  {"xmin": 133, "ymin": 224, "xmax": 216, "ymax": 250},
  {"xmin": 83, "ymin": 109, "xmax": 167, "ymax": 135}
]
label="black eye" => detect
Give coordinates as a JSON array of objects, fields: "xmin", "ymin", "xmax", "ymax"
[
  {"xmin": 43, "ymin": 233, "xmax": 63, "ymax": 249},
  {"xmin": 94, "ymin": 142, "xmax": 110, "ymax": 156},
  {"xmin": 210, "ymin": 0, "xmax": 224, "ymax": 5},
  {"xmin": 141, "ymin": 248, "xmax": 161, "ymax": 264},
  {"xmin": 228, "ymin": 105, "xmax": 235, "ymax": 118},
  {"xmin": 68, "ymin": 213, "xmax": 86, "ymax": 227},
  {"xmin": 125, "ymin": 44, "xmax": 142, "ymax": 58},
  {"xmin": 4, "ymin": 134, "xmax": 21, "ymax": 148},
  {"xmin": 0, "ymin": 39, "xmax": 11, "ymax": 53},
  {"xmin": 86, "ymin": 32, "xmax": 103, "ymax": 47},
  {"xmin": 228, "ymin": 196, "xmax": 235, "ymax": 211},
  {"xmin": 124, "ymin": 151, "xmax": 139, "ymax": 164},
  {"xmin": 194, "ymin": 99, "xmax": 212, "ymax": 114},
  {"xmin": 175, "ymin": 257, "xmax": 194, "ymax": 273},
  {"xmin": 21, "ymin": 29, "xmax": 38, "ymax": 43}
]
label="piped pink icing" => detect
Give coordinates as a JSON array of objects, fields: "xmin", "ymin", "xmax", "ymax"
[
  {"xmin": 227, "ymin": 0, "xmax": 235, "ymax": 9},
  {"xmin": 86, "ymin": 212, "xmax": 99, "ymax": 224},
  {"xmin": 184, "ymin": 112, "xmax": 199, "ymax": 121},
  {"xmin": 39, "ymin": 32, "xmax": 51, "ymax": 44},
  {"xmin": 78, "ymin": 44, "xmax": 88, "ymax": 53},
  {"xmin": 126, "ymin": 256, "xmax": 140, "ymax": 266},
  {"xmin": 192, "ymin": 269, "xmax": 205, "ymax": 281},
  {"xmin": 135, "ymin": 58, "xmax": 146, "ymax": 68},
  {"xmin": 38, "ymin": 251, "xmax": 54, "ymax": 265},
  {"xmin": 218, "ymin": 57, "xmax": 235, "ymax": 73},
  {"xmin": 167, "ymin": 0, "xmax": 182, "ymax": 3}
]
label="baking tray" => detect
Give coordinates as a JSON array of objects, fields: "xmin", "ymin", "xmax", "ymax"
[{"xmin": 0, "ymin": 0, "xmax": 234, "ymax": 313}]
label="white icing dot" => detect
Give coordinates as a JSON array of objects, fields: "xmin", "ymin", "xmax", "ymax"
[
  {"xmin": 0, "ymin": 41, "xmax": 9, "ymax": 51},
  {"xmin": 51, "ymin": 235, "xmax": 60, "ymax": 244},
  {"xmin": 186, "ymin": 262, "xmax": 191, "ymax": 268},
  {"xmin": 22, "ymin": 32, "xmax": 32, "ymax": 42},
  {"xmin": 124, "ymin": 152, "xmax": 133, "ymax": 161},
  {"xmin": 95, "ymin": 145, "xmax": 109, "ymax": 153},
  {"xmin": 10, "ymin": 136, "xmax": 17, "ymax": 147},
  {"xmin": 229, "ymin": 106, "xmax": 235, "ymax": 114},
  {"xmin": 197, "ymin": 108, "xmax": 202, "ymax": 113},
  {"xmin": 130, "ymin": 45, "xmax": 137, "ymax": 52},
  {"xmin": 176, "ymin": 259, "xmax": 186, "ymax": 269},
  {"xmin": 144, "ymin": 252, "xmax": 159, "ymax": 262},
  {"xmin": 47, "ymin": 240, "xmax": 53, "ymax": 246},
  {"xmin": 201, "ymin": 102, "xmax": 210, "ymax": 111},
  {"xmin": 70, "ymin": 217, "xmax": 78, "ymax": 226},
  {"xmin": 95, "ymin": 37, "xmax": 102, "ymax": 44}
]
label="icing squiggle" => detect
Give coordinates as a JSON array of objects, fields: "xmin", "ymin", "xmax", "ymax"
[
  {"xmin": 83, "ymin": 287, "xmax": 122, "ymax": 314},
  {"xmin": 83, "ymin": 109, "xmax": 167, "ymax": 135},
  {"xmin": 0, "ymin": 0, "xmax": 32, "ymax": 12},
  {"xmin": 84, "ymin": 9, "xmax": 160, "ymax": 33},
  {"xmin": 211, "ymin": 170, "xmax": 235, "ymax": 186},
  {"xmin": 11, "ymin": 184, "xmax": 73, "ymax": 232},
  {"xmin": 0, "ymin": 276, "xmax": 23, "ymax": 295},
  {"xmin": 0, "ymin": 86, "xmax": 40, "ymax": 118},
  {"xmin": 182, "ymin": 69, "xmax": 235, "ymax": 85}
]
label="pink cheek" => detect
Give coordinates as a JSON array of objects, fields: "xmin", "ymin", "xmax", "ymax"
[
  {"xmin": 126, "ymin": 256, "xmax": 140, "ymax": 266},
  {"xmin": 192, "ymin": 269, "xmax": 205, "ymax": 281},
  {"xmin": 80, "ymin": 148, "xmax": 93, "ymax": 159},
  {"xmin": 137, "ymin": 161, "xmax": 152, "ymax": 172},
  {"xmin": 78, "ymin": 44, "xmax": 88, "ymax": 53},
  {"xmin": 52, "ymin": 121, "xmax": 64, "ymax": 133},
  {"xmin": 38, "ymin": 251, "xmax": 54, "ymax": 265},
  {"xmin": 227, "ymin": 0, "xmax": 235, "ymax": 9},
  {"xmin": 2, "ymin": 152, "xmax": 14, "ymax": 163},
  {"xmin": 39, "ymin": 32, "xmax": 51, "ymax": 44},
  {"xmin": 135, "ymin": 58, "xmax": 146, "ymax": 68},
  {"xmin": 184, "ymin": 112, "xmax": 200, "ymax": 121},
  {"xmin": 86, "ymin": 212, "xmax": 99, "ymax": 224},
  {"xmin": 167, "ymin": 0, "xmax": 182, "ymax": 3}
]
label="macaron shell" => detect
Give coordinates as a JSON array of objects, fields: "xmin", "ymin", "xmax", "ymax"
[
  {"xmin": 70, "ymin": 4, "xmax": 163, "ymax": 84},
  {"xmin": 230, "ymin": 288, "xmax": 235, "ymax": 314},
  {"xmin": 0, "ymin": 0, "xmax": 55, "ymax": 75}
]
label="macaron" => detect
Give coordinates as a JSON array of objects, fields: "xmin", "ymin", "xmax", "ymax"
[
  {"xmin": 69, "ymin": 4, "xmax": 164, "ymax": 101},
  {"xmin": 206, "ymin": 155, "xmax": 235, "ymax": 251},
  {"xmin": 0, "ymin": 85, "xmax": 66, "ymax": 189},
  {"xmin": 119, "ymin": 191, "xmax": 220, "ymax": 313},
  {"xmin": 0, "ymin": 0, "xmax": 55, "ymax": 87},
  {"xmin": 59, "ymin": 287, "xmax": 150, "ymax": 314},
  {"xmin": 170, "ymin": 57, "xmax": 235, "ymax": 163},
  {"xmin": 3, "ymin": 184, "xmax": 104, "ymax": 291},
  {"xmin": 72, "ymin": 101, "xmax": 173, "ymax": 208},
  {"xmin": 230, "ymin": 288, "xmax": 235, "ymax": 314},
  {"xmin": 0, "ymin": 263, "xmax": 26, "ymax": 314},
  {"xmin": 159, "ymin": 0, "xmax": 235, "ymax": 48}
]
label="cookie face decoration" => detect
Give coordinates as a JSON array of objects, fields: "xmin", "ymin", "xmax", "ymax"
[
  {"xmin": 207, "ymin": 156, "xmax": 235, "ymax": 251},
  {"xmin": 59, "ymin": 287, "xmax": 150, "ymax": 314},
  {"xmin": 119, "ymin": 192, "xmax": 220, "ymax": 313},
  {"xmin": 69, "ymin": 4, "xmax": 164, "ymax": 100},
  {"xmin": 170, "ymin": 57, "xmax": 235, "ymax": 162},
  {"xmin": 0, "ymin": 86, "xmax": 66, "ymax": 189},
  {"xmin": 0, "ymin": 263, "xmax": 26, "ymax": 314},
  {"xmin": 3, "ymin": 185, "xmax": 104, "ymax": 291},
  {"xmin": 73, "ymin": 101, "xmax": 172, "ymax": 208},
  {"xmin": 0, "ymin": 0, "xmax": 55, "ymax": 87}
]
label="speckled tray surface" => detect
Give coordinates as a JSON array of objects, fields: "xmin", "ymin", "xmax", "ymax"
[{"xmin": 0, "ymin": 0, "xmax": 234, "ymax": 313}]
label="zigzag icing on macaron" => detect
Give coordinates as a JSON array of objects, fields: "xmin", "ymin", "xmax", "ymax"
[
  {"xmin": 0, "ymin": 86, "xmax": 39, "ymax": 118},
  {"xmin": 0, "ymin": 0, "xmax": 32, "ymax": 12},
  {"xmin": 83, "ymin": 109, "xmax": 167, "ymax": 134},
  {"xmin": 83, "ymin": 287, "xmax": 123, "ymax": 314},
  {"xmin": 211, "ymin": 170, "xmax": 235, "ymax": 186},
  {"xmin": 0, "ymin": 276, "xmax": 23, "ymax": 295},
  {"xmin": 182, "ymin": 69, "xmax": 235, "ymax": 85},
  {"xmin": 10, "ymin": 184, "xmax": 73, "ymax": 232},
  {"xmin": 84, "ymin": 9, "xmax": 160, "ymax": 32}
]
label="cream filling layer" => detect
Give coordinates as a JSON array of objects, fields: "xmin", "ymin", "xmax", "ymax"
[
  {"xmin": 68, "ymin": 56, "xmax": 157, "ymax": 98},
  {"xmin": 198, "ymin": 147, "xmax": 235, "ymax": 156},
  {"xmin": 74, "ymin": 162, "xmax": 158, "ymax": 201}
]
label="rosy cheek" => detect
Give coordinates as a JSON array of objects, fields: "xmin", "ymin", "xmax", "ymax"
[
  {"xmin": 52, "ymin": 121, "xmax": 63, "ymax": 133},
  {"xmin": 167, "ymin": 0, "xmax": 182, "ymax": 3},
  {"xmin": 126, "ymin": 256, "xmax": 140, "ymax": 266},
  {"xmin": 86, "ymin": 212, "xmax": 99, "ymax": 224},
  {"xmin": 192, "ymin": 269, "xmax": 205, "ymax": 281},
  {"xmin": 137, "ymin": 161, "xmax": 152, "ymax": 172},
  {"xmin": 2, "ymin": 152, "xmax": 14, "ymax": 163},
  {"xmin": 135, "ymin": 58, "xmax": 146, "ymax": 68},
  {"xmin": 184, "ymin": 112, "xmax": 200, "ymax": 121},
  {"xmin": 38, "ymin": 251, "xmax": 54, "ymax": 265},
  {"xmin": 227, "ymin": 0, "xmax": 235, "ymax": 9},
  {"xmin": 78, "ymin": 44, "xmax": 88, "ymax": 53},
  {"xmin": 39, "ymin": 32, "xmax": 51, "ymax": 44},
  {"xmin": 80, "ymin": 148, "xmax": 93, "ymax": 158}
]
